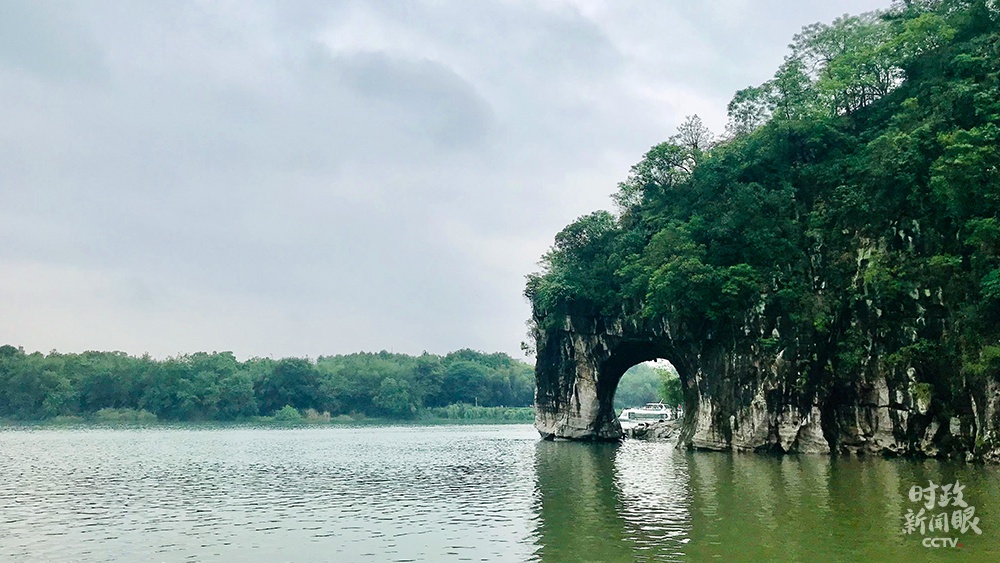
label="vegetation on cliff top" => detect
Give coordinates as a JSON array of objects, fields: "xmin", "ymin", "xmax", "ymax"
[{"xmin": 526, "ymin": 0, "xmax": 1000, "ymax": 408}]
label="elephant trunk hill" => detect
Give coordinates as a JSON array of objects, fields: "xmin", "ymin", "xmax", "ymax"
[{"xmin": 526, "ymin": 0, "xmax": 1000, "ymax": 462}]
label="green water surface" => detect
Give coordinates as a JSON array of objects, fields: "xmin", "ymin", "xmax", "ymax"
[{"xmin": 1, "ymin": 425, "xmax": 996, "ymax": 561}]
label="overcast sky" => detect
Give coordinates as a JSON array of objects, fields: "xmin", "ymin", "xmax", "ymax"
[{"xmin": 1, "ymin": 0, "xmax": 891, "ymax": 361}]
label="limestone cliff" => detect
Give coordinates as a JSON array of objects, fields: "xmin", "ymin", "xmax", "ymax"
[
  {"xmin": 533, "ymin": 303, "xmax": 999, "ymax": 461},
  {"xmin": 529, "ymin": 2, "xmax": 1000, "ymax": 462}
]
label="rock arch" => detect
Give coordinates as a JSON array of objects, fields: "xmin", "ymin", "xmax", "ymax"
[
  {"xmin": 533, "ymin": 314, "xmax": 691, "ymax": 442},
  {"xmin": 532, "ymin": 303, "xmax": 998, "ymax": 458},
  {"xmin": 532, "ymin": 312, "xmax": 833, "ymax": 452}
]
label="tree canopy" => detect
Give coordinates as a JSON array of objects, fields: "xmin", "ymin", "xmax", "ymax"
[
  {"xmin": 0, "ymin": 347, "xmax": 534, "ymax": 421},
  {"xmin": 527, "ymin": 0, "xmax": 1000, "ymax": 409}
]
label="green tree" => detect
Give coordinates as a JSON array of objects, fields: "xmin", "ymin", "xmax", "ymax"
[
  {"xmin": 614, "ymin": 364, "xmax": 662, "ymax": 409},
  {"xmin": 255, "ymin": 357, "xmax": 320, "ymax": 415},
  {"xmin": 373, "ymin": 377, "xmax": 417, "ymax": 418},
  {"xmin": 5, "ymin": 367, "xmax": 75, "ymax": 419},
  {"xmin": 216, "ymin": 370, "xmax": 258, "ymax": 419},
  {"xmin": 657, "ymin": 368, "xmax": 683, "ymax": 407},
  {"xmin": 272, "ymin": 405, "xmax": 302, "ymax": 422}
]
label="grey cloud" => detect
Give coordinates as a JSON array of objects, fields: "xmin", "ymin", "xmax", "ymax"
[
  {"xmin": 320, "ymin": 50, "xmax": 494, "ymax": 149},
  {"xmin": 0, "ymin": 0, "xmax": 104, "ymax": 81},
  {"xmin": 0, "ymin": 0, "xmax": 891, "ymax": 359}
]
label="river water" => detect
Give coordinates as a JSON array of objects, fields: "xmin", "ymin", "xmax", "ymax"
[{"xmin": 1, "ymin": 424, "xmax": 997, "ymax": 561}]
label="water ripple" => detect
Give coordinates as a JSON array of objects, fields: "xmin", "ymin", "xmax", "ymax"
[{"xmin": 0, "ymin": 425, "xmax": 540, "ymax": 562}]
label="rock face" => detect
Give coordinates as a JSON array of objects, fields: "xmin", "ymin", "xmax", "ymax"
[
  {"xmin": 533, "ymin": 310, "xmax": 998, "ymax": 460},
  {"xmin": 625, "ymin": 420, "xmax": 677, "ymax": 441},
  {"xmin": 533, "ymin": 315, "xmax": 677, "ymax": 441}
]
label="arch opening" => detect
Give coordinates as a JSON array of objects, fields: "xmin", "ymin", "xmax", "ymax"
[
  {"xmin": 612, "ymin": 360, "xmax": 680, "ymax": 412},
  {"xmin": 595, "ymin": 340, "xmax": 689, "ymax": 435},
  {"xmin": 532, "ymin": 316, "xmax": 694, "ymax": 442}
]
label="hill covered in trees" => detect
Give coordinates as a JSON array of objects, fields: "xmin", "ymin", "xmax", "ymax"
[
  {"xmin": 527, "ymin": 0, "xmax": 1000, "ymax": 458},
  {"xmin": 0, "ymin": 345, "xmax": 534, "ymax": 422}
]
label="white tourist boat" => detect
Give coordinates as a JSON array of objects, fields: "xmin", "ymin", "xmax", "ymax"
[{"xmin": 617, "ymin": 401, "xmax": 675, "ymax": 430}]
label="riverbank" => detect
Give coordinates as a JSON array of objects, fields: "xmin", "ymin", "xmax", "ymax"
[{"xmin": 0, "ymin": 405, "xmax": 535, "ymax": 428}]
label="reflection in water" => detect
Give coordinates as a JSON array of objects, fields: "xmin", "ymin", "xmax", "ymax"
[
  {"xmin": 2, "ymin": 426, "xmax": 999, "ymax": 561},
  {"xmin": 532, "ymin": 440, "xmax": 1000, "ymax": 562},
  {"xmin": 0, "ymin": 425, "xmax": 541, "ymax": 562},
  {"xmin": 684, "ymin": 452, "xmax": 1000, "ymax": 561},
  {"xmin": 531, "ymin": 440, "xmax": 691, "ymax": 562},
  {"xmin": 685, "ymin": 452, "xmax": 836, "ymax": 560}
]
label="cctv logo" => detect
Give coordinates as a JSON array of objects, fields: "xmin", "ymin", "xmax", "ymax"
[{"xmin": 921, "ymin": 537, "xmax": 961, "ymax": 548}]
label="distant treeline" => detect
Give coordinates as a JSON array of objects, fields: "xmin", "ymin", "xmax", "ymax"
[
  {"xmin": 0, "ymin": 345, "xmax": 535, "ymax": 422},
  {"xmin": 613, "ymin": 363, "xmax": 682, "ymax": 410}
]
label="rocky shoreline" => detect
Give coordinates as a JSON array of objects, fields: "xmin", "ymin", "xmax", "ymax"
[{"xmin": 623, "ymin": 420, "xmax": 678, "ymax": 441}]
